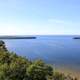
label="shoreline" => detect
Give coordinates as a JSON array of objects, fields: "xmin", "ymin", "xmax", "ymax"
[{"xmin": 55, "ymin": 66, "xmax": 80, "ymax": 79}]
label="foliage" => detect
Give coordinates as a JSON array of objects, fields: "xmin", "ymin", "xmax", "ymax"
[
  {"xmin": 27, "ymin": 60, "xmax": 53, "ymax": 80},
  {"xmin": 0, "ymin": 41, "xmax": 78, "ymax": 80}
]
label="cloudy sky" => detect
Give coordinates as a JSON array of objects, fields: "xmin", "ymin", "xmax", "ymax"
[{"xmin": 0, "ymin": 0, "xmax": 80, "ymax": 35}]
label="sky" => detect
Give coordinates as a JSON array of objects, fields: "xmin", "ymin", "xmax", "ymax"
[{"xmin": 0, "ymin": 0, "xmax": 80, "ymax": 35}]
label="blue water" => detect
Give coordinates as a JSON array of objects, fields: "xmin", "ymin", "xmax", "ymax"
[{"xmin": 2, "ymin": 35, "xmax": 80, "ymax": 71}]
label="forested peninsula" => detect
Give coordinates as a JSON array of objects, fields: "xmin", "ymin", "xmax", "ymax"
[{"xmin": 0, "ymin": 36, "xmax": 36, "ymax": 39}]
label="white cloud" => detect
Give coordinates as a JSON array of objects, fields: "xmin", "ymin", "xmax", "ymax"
[
  {"xmin": 48, "ymin": 19, "xmax": 65, "ymax": 24},
  {"xmin": 48, "ymin": 18, "xmax": 76, "ymax": 25}
]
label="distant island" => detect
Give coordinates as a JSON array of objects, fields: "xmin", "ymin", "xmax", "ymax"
[
  {"xmin": 0, "ymin": 36, "xmax": 36, "ymax": 39},
  {"xmin": 73, "ymin": 37, "xmax": 80, "ymax": 39}
]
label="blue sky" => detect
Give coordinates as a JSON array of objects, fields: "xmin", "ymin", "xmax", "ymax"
[{"xmin": 0, "ymin": 0, "xmax": 80, "ymax": 35}]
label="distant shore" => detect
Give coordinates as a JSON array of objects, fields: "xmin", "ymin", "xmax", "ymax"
[
  {"xmin": 73, "ymin": 37, "xmax": 80, "ymax": 39},
  {"xmin": 0, "ymin": 36, "xmax": 36, "ymax": 39},
  {"xmin": 56, "ymin": 66, "xmax": 80, "ymax": 79}
]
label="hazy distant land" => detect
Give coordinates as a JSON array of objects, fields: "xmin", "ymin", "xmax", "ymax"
[{"xmin": 0, "ymin": 36, "xmax": 36, "ymax": 39}]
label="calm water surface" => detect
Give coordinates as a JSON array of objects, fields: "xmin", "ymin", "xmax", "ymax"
[{"xmin": 2, "ymin": 35, "xmax": 80, "ymax": 71}]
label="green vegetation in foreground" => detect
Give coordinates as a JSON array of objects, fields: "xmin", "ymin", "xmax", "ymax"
[{"xmin": 0, "ymin": 40, "xmax": 78, "ymax": 80}]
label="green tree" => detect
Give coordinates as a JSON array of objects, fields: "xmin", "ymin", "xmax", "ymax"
[
  {"xmin": 0, "ymin": 40, "xmax": 7, "ymax": 51},
  {"xmin": 27, "ymin": 60, "xmax": 53, "ymax": 80}
]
